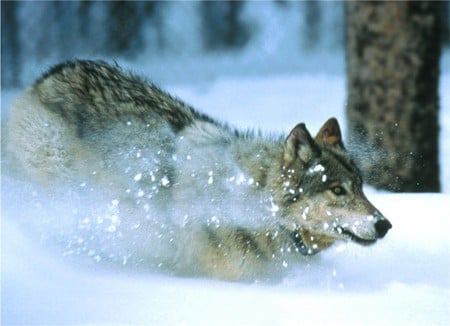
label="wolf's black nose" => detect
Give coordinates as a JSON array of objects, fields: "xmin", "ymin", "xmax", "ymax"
[{"xmin": 374, "ymin": 219, "xmax": 392, "ymax": 238}]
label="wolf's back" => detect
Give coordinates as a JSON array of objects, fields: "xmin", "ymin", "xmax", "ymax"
[
  {"xmin": 5, "ymin": 60, "xmax": 217, "ymax": 184},
  {"xmin": 32, "ymin": 60, "xmax": 214, "ymax": 131}
]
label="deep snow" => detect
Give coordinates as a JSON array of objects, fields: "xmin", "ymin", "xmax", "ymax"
[{"xmin": 2, "ymin": 69, "xmax": 450, "ymax": 325}]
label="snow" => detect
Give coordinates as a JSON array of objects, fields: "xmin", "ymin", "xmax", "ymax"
[
  {"xmin": 2, "ymin": 193, "xmax": 449, "ymax": 325},
  {"xmin": 2, "ymin": 64, "xmax": 450, "ymax": 325}
]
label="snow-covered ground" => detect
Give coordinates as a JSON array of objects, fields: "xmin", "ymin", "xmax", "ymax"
[{"xmin": 2, "ymin": 67, "xmax": 450, "ymax": 325}]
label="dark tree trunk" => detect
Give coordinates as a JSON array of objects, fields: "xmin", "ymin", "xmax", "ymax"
[
  {"xmin": 345, "ymin": 2, "xmax": 441, "ymax": 192},
  {"xmin": 201, "ymin": 1, "xmax": 249, "ymax": 50},
  {"xmin": 303, "ymin": 0, "xmax": 321, "ymax": 50},
  {"xmin": 1, "ymin": 1, "xmax": 21, "ymax": 87},
  {"xmin": 107, "ymin": 1, "xmax": 144, "ymax": 57},
  {"xmin": 439, "ymin": 1, "xmax": 449, "ymax": 46}
]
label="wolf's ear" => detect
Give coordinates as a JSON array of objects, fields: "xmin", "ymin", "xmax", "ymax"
[
  {"xmin": 315, "ymin": 117, "xmax": 344, "ymax": 148},
  {"xmin": 284, "ymin": 123, "xmax": 319, "ymax": 163}
]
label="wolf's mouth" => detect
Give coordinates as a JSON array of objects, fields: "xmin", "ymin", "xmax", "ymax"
[{"xmin": 339, "ymin": 228, "xmax": 377, "ymax": 246}]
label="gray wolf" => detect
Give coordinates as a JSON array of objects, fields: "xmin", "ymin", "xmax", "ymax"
[{"xmin": 6, "ymin": 60, "xmax": 392, "ymax": 281}]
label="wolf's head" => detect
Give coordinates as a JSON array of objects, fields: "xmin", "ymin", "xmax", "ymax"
[{"xmin": 273, "ymin": 118, "xmax": 391, "ymax": 255}]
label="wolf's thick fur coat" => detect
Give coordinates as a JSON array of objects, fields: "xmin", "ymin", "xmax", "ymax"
[{"xmin": 6, "ymin": 60, "xmax": 391, "ymax": 281}]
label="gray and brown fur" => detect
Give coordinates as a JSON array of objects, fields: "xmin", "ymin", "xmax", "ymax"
[{"xmin": 6, "ymin": 60, "xmax": 391, "ymax": 281}]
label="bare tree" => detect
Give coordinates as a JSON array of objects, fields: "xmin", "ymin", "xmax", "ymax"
[
  {"xmin": 346, "ymin": 2, "xmax": 441, "ymax": 192},
  {"xmin": 201, "ymin": 1, "xmax": 249, "ymax": 50},
  {"xmin": 107, "ymin": 1, "xmax": 149, "ymax": 57},
  {"xmin": 1, "ymin": 1, "xmax": 21, "ymax": 87}
]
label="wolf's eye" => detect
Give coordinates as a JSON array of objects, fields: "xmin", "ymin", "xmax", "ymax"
[{"xmin": 331, "ymin": 186, "xmax": 346, "ymax": 196}]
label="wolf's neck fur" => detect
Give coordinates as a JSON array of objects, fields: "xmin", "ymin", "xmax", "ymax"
[
  {"xmin": 176, "ymin": 120, "xmax": 285, "ymax": 216},
  {"xmin": 177, "ymin": 120, "xmax": 285, "ymax": 189},
  {"xmin": 230, "ymin": 133, "xmax": 285, "ymax": 189}
]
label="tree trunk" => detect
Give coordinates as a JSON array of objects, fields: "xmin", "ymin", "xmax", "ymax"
[
  {"xmin": 201, "ymin": 1, "xmax": 249, "ymax": 50},
  {"xmin": 1, "ymin": 1, "xmax": 21, "ymax": 87},
  {"xmin": 345, "ymin": 2, "xmax": 441, "ymax": 192},
  {"xmin": 303, "ymin": 0, "xmax": 321, "ymax": 50},
  {"xmin": 107, "ymin": 1, "xmax": 144, "ymax": 57}
]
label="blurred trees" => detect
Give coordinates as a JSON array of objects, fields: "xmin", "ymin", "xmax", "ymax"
[
  {"xmin": 0, "ymin": 1, "xmax": 348, "ymax": 88},
  {"xmin": 346, "ymin": 2, "xmax": 441, "ymax": 192}
]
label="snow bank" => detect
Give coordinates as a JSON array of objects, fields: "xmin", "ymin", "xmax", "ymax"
[{"xmin": 2, "ymin": 193, "xmax": 449, "ymax": 325}]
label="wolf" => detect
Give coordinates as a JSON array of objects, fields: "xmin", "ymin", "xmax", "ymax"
[{"xmin": 6, "ymin": 60, "xmax": 391, "ymax": 281}]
